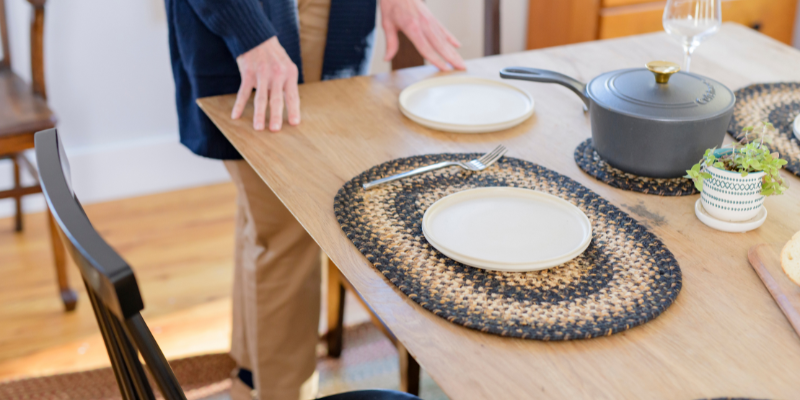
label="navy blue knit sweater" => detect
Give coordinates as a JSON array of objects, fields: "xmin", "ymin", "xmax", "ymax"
[{"xmin": 165, "ymin": 0, "xmax": 377, "ymax": 160}]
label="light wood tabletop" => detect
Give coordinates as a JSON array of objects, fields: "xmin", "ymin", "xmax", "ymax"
[{"xmin": 198, "ymin": 23, "xmax": 800, "ymax": 399}]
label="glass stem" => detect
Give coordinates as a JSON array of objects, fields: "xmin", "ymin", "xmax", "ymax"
[{"xmin": 683, "ymin": 45, "xmax": 694, "ymax": 72}]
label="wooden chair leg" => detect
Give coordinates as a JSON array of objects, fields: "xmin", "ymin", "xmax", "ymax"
[
  {"xmin": 325, "ymin": 256, "xmax": 345, "ymax": 358},
  {"xmin": 397, "ymin": 342, "xmax": 421, "ymax": 396},
  {"xmin": 12, "ymin": 155, "xmax": 22, "ymax": 232},
  {"xmin": 326, "ymin": 256, "xmax": 423, "ymax": 394},
  {"xmin": 48, "ymin": 209, "xmax": 77, "ymax": 311}
]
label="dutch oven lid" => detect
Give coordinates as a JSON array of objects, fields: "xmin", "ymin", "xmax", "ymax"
[{"xmin": 586, "ymin": 61, "xmax": 735, "ymax": 121}]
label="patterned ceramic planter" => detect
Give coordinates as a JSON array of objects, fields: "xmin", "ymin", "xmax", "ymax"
[{"xmin": 700, "ymin": 166, "xmax": 765, "ymax": 222}]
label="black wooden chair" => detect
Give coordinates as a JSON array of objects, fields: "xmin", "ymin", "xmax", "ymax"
[{"xmin": 35, "ymin": 128, "xmax": 421, "ymax": 400}]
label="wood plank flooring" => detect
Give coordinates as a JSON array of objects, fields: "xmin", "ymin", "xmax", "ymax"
[
  {"xmin": 0, "ymin": 182, "xmax": 370, "ymax": 382},
  {"xmin": 0, "ymin": 183, "xmax": 238, "ymax": 380}
]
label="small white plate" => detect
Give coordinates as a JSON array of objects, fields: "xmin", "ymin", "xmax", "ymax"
[
  {"xmin": 422, "ymin": 187, "xmax": 592, "ymax": 272},
  {"xmin": 399, "ymin": 76, "xmax": 534, "ymax": 134},
  {"xmin": 793, "ymin": 114, "xmax": 800, "ymax": 140},
  {"xmin": 695, "ymin": 199, "xmax": 767, "ymax": 233}
]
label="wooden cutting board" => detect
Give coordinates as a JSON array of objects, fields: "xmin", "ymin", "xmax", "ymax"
[{"xmin": 748, "ymin": 243, "xmax": 800, "ymax": 337}]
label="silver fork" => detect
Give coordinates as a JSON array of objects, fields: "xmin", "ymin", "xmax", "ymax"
[{"xmin": 362, "ymin": 145, "xmax": 508, "ymax": 190}]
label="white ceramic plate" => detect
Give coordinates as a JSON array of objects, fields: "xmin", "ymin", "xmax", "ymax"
[
  {"xmin": 695, "ymin": 199, "xmax": 767, "ymax": 233},
  {"xmin": 422, "ymin": 187, "xmax": 592, "ymax": 272},
  {"xmin": 793, "ymin": 114, "xmax": 800, "ymax": 140},
  {"xmin": 399, "ymin": 76, "xmax": 534, "ymax": 134}
]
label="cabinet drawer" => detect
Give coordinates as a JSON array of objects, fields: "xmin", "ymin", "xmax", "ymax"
[{"xmin": 598, "ymin": 0, "xmax": 798, "ymax": 44}]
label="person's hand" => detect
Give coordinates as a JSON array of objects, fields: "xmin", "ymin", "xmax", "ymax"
[
  {"xmin": 231, "ymin": 36, "xmax": 300, "ymax": 132},
  {"xmin": 380, "ymin": 0, "xmax": 466, "ymax": 71}
]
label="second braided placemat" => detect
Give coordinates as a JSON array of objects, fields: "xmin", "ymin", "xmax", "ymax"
[
  {"xmin": 335, "ymin": 153, "xmax": 682, "ymax": 340},
  {"xmin": 728, "ymin": 82, "xmax": 800, "ymax": 177},
  {"xmin": 575, "ymin": 139, "xmax": 698, "ymax": 196}
]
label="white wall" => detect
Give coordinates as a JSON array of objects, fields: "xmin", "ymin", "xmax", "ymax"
[{"xmin": 2, "ymin": 0, "xmax": 799, "ymax": 218}]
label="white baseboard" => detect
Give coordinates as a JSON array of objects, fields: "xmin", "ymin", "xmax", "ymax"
[{"xmin": 0, "ymin": 134, "xmax": 231, "ymax": 219}]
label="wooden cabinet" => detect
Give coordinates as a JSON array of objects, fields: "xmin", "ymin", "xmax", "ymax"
[{"xmin": 527, "ymin": 0, "xmax": 798, "ymax": 49}]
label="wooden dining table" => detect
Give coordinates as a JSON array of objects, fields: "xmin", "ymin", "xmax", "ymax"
[{"xmin": 198, "ymin": 23, "xmax": 800, "ymax": 399}]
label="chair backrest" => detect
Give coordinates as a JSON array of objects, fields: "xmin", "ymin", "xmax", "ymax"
[
  {"xmin": 0, "ymin": 0, "xmax": 10, "ymax": 69},
  {"xmin": 0, "ymin": 0, "xmax": 49, "ymax": 98},
  {"xmin": 35, "ymin": 128, "xmax": 186, "ymax": 400}
]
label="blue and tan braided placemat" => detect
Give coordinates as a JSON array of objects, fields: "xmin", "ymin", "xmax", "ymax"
[
  {"xmin": 335, "ymin": 153, "xmax": 682, "ymax": 340},
  {"xmin": 728, "ymin": 82, "xmax": 800, "ymax": 177}
]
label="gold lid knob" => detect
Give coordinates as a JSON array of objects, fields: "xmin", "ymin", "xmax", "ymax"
[{"xmin": 646, "ymin": 61, "xmax": 680, "ymax": 84}]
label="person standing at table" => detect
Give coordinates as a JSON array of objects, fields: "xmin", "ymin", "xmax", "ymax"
[{"xmin": 163, "ymin": 0, "xmax": 465, "ymax": 398}]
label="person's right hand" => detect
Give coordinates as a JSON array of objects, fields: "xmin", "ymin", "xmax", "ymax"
[{"xmin": 231, "ymin": 36, "xmax": 300, "ymax": 132}]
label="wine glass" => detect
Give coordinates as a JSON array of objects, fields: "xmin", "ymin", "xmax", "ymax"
[{"xmin": 663, "ymin": 0, "xmax": 722, "ymax": 72}]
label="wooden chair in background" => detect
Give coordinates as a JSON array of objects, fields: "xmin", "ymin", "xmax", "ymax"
[
  {"xmin": 36, "ymin": 127, "xmax": 422, "ymax": 400},
  {"xmin": 324, "ymin": 3, "xmax": 502, "ymax": 394},
  {"xmin": 0, "ymin": 0, "xmax": 76, "ymax": 310}
]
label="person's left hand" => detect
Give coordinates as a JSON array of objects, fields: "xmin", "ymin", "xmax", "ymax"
[{"xmin": 380, "ymin": 0, "xmax": 466, "ymax": 71}]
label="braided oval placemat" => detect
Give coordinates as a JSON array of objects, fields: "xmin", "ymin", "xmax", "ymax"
[
  {"xmin": 728, "ymin": 82, "xmax": 800, "ymax": 177},
  {"xmin": 575, "ymin": 139, "xmax": 699, "ymax": 196},
  {"xmin": 335, "ymin": 153, "xmax": 682, "ymax": 340}
]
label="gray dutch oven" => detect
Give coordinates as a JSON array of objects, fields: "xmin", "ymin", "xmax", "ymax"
[{"xmin": 499, "ymin": 61, "xmax": 735, "ymax": 178}]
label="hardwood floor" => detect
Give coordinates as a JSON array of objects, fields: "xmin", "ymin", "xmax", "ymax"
[
  {"xmin": 0, "ymin": 182, "xmax": 370, "ymax": 382},
  {"xmin": 0, "ymin": 183, "xmax": 237, "ymax": 381}
]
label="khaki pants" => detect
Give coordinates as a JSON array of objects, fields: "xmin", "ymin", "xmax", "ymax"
[{"xmin": 228, "ymin": 0, "xmax": 331, "ymax": 399}]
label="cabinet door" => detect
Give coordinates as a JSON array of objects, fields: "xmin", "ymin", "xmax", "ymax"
[
  {"xmin": 597, "ymin": 0, "xmax": 798, "ymax": 44},
  {"xmin": 526, "ymin": 0, "xmax": 601, "ymax": 49}
]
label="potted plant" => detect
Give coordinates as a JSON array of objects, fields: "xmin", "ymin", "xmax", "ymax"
[{"xmin": 686, "ymin": 122, "xmax": 789, "ymax": 222}]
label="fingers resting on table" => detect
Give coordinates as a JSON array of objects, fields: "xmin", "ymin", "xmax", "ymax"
[{"xmin": 231, "ymin": 36, "xmax": 300, "ymax": 132}]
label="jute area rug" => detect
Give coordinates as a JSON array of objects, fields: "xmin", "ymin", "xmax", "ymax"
[{"xmin": 0, "ymin": 323, "xmax": 448, "ymax": 400}]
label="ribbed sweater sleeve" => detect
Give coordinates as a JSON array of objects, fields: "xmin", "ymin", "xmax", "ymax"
[{"xmin": 184, "ymin": 0, "xmax": 276, "ymax": 57}]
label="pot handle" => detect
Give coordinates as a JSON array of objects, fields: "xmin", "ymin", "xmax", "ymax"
[{"xmin": 500, "ymin": 67, "xmax": 590, "ymax": 110}]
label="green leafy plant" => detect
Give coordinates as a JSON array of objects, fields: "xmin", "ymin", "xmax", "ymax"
[{"xmin": 685, "ymin": 121, "xmax": 788, "ymax": 196}]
